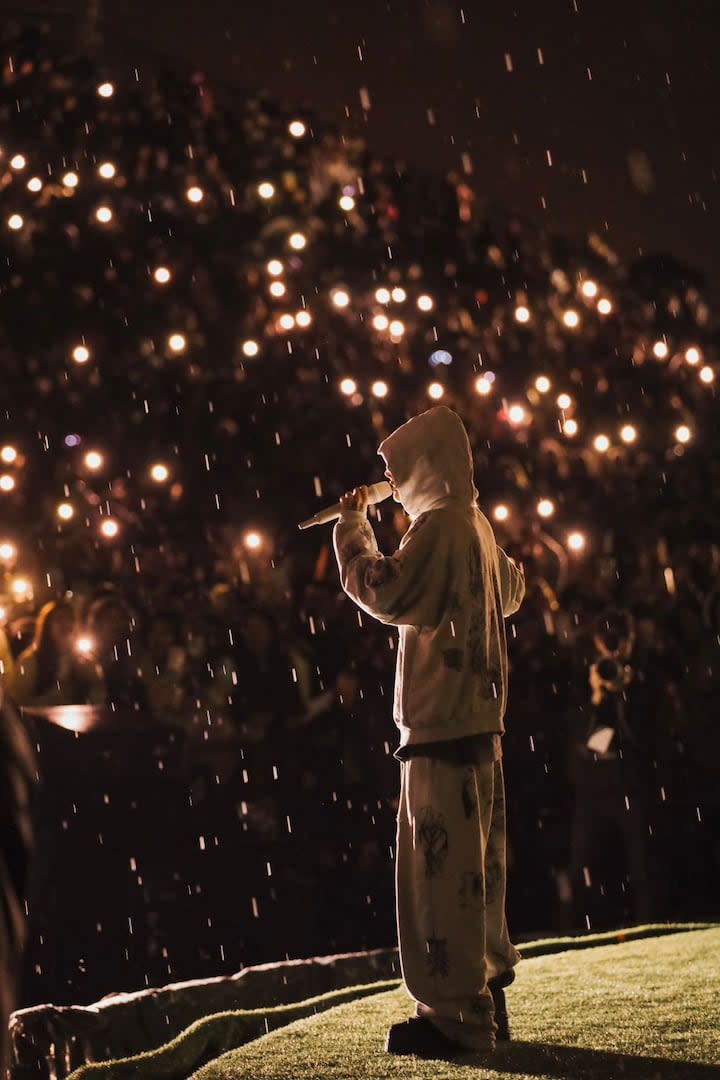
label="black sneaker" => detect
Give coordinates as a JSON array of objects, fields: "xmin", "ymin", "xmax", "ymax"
[
  {"xmin": 488, "ymin": 969, "xmax": 515, "ymax": 1042},
  {"xmin": 385, "ymin": 1017, "xmax": 492, "ymax": 1059}
]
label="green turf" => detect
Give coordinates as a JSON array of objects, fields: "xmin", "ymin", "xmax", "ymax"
[
  {"xmin": 194, "ymin": 927, "xmax": 720, "ymax": 1080},
  {"xmin": 68, "ymin": 925, "xmax": 720, "ymax": 1080}
]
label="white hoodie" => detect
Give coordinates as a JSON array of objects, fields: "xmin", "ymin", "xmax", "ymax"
[{"xmin": 333, "ymin": 405, "xmax": 525, "ymax": 748}]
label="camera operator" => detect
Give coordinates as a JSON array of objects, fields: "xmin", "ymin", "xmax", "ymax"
[{"xmin": 566, "ymin": 608, "xmax": 659, "ymax": 928}]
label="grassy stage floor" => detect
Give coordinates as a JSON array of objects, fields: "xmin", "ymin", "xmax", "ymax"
[{"xmin": 69, "ymin": 924, "xmax": 720, "ymax": 1080}]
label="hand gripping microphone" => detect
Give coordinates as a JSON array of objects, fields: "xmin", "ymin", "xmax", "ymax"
[{"xmin": 297, "ymin": 481, "xmax": 392, "ymax": 529}]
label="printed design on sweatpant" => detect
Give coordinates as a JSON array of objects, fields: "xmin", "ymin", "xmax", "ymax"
[
  {"xmin": 417, "ymin": 806, "xmax": 449, "ymax": 878},
  {"xmin": 484, "ymin": 850, "xmax": 502, "ymax": 907},
  {"xmin": 484, "ymin": 785, "xmax": 505, "ymax": 906},
  {"xmin": 398, "ymin": 757, "xmax": 519, "ymax": 1033},
  {"xmin": 426, "ymin": 935, "xmax": 449, "ymax": 977},
  {"xmin": 442, "ymin": 646, "xmax": 464, "ymax": 671},
  {"xmin": 457, "ymin": 870, "xmax": 484, "ymax": 911},
  {"xmin": 469, "ymin": 995, "xmax": 494, "ymax": 1018},
  {"xmin": 461, "ymin": 770, "xmax": 476, "ymax": 819}
]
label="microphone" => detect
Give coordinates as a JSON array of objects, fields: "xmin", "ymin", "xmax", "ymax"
[{"xmin": 298, "ymin": 481, "xmax": 393, "ymax": 529}]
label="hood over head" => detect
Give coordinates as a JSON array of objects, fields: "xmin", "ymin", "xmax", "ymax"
[{"xmin": 378, "ymin": 405, "xmax": 479, "ymax": 521}]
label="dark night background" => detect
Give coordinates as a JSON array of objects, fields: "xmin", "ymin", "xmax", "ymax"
[
  {"xmin": 2, "ymin": 0, "xmax": 720, "ymax": 1032},
  {"xmin": 19, "ymin": 0, "xmax": 720, "ymax": 297}
]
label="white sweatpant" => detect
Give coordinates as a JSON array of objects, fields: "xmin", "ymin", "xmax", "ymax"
[{"xmin": 396, "ymin": 755, "xmax": 521, "ymax": 1050}]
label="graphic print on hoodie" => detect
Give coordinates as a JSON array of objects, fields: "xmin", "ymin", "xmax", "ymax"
[{"xmin": 333, "ymin": 406, "xmax": 525, "ymax": 748}]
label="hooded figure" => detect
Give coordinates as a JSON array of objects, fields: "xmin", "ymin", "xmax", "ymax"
[
  {"xmin": 333, "ymin": 405, "xmax": 525, "ymax": 1058},
  {"xmin": 334, "ymin": 405, "xmax": 524, "ymax": 746}
]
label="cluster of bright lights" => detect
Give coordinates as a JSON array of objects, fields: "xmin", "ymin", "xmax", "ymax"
[
  {"xmin": 336, "ymin": 378, "xmax": 390, "ymax": 399},
  {"xmin": 510, "ymin": 281, "xmax": 610, "ymax": 325},
  {"xmin": 1, "ymin": 86, "xmax": 716, "ymax": 598},
  {"xmin": 489, "ymin": 503, "xmax": 586, "ymax": 551},
  {"xmin": 375, "ymin": 286, "xmax": 408, "ymax": 304}
]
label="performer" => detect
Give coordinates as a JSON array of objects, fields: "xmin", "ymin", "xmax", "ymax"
[{"xmin": 333, "ymin": 405, "xmax": 525, "ymax": 1059}]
